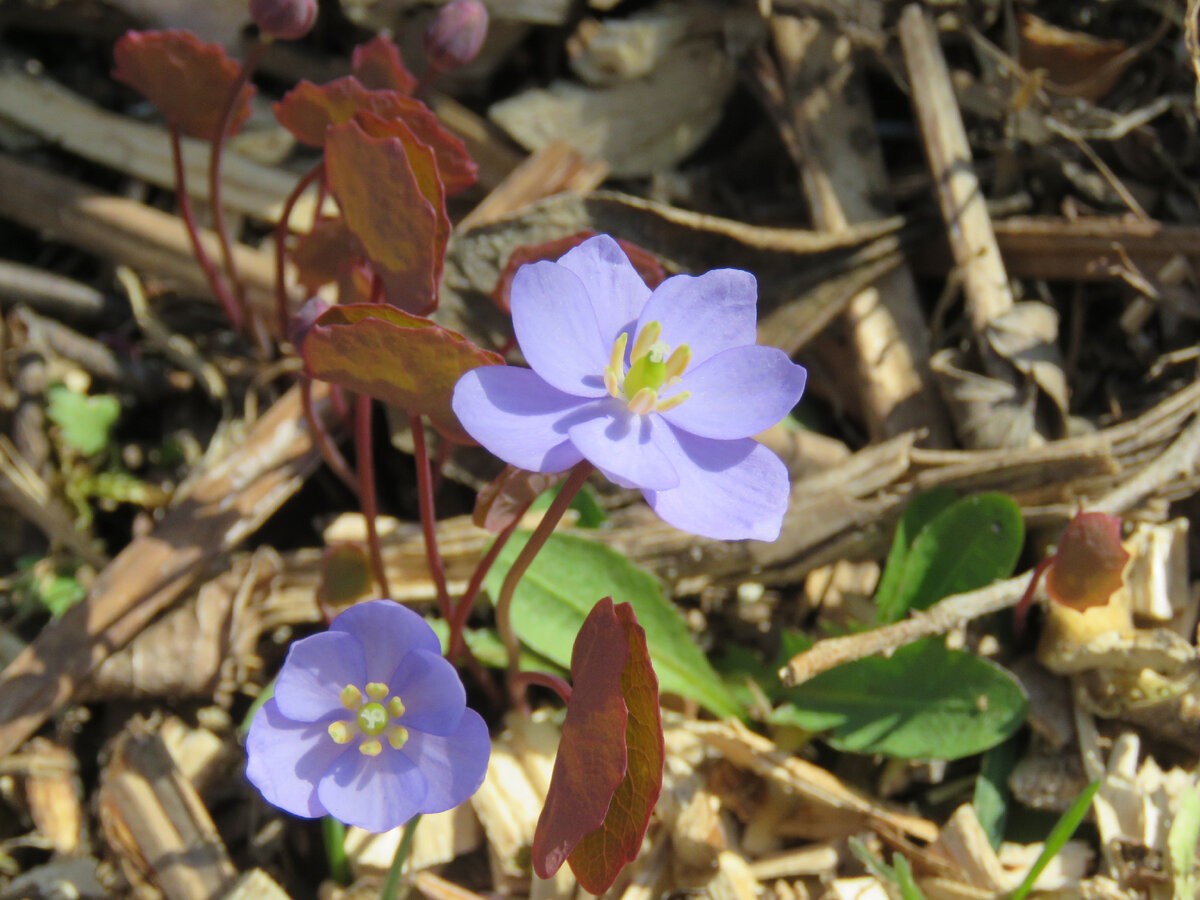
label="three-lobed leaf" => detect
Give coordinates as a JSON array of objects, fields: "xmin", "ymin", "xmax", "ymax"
[
  {"xmin": 485, "ymin": 533, "xmax": 741, "ymax": 719},
  {"xmin": 112, "ymin": 30, "xmax": 254, "ymax": 141},
  {"xmin": 772, "ymin": 637, "xmax": 1028, "ymax": 759},
  {"xmin": 302, "ymin": 303, "xmax": 502, "ymax": 442}
]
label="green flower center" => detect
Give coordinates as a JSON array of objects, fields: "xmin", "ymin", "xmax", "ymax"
[
  {"xmin": 328, "ymin": 682, "xmax": 409, "ymax": 756},
  {"xmin": 604, "ymin": 321, "xmax": 691, "ymax": 415}
]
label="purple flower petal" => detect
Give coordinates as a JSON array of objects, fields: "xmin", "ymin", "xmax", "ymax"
[
  {"xmin": 566, "ymin": 403, "xmax": 679, "ymax": 490},
  {"xmin": 390, "ymin": 649, "xmax": 466, "ymax": 736},
  {"xmin": 274, "ymin": 631, "xmax": 366, "ymax": 722},
  {"xmin": 246, "ymin": 699, "xmax": 347, "ymax": 819},
  {"xmin": 452, "ymin": 367, "xmax": 587, "ymax": 473},
  {"xmin": 511, "ymin": 261, "xmax": 609, "ymax": 397},
  {"xmin": 403, "ymin": 708, "xmax": 491, "ymax": 815},
  {"xmin": 556, "ymin": 235, "xmax": 651, "ymax": 346},
  {"xmin": 661, "ymin": 347, "xmax": 807, "ymax": 440},
  {"xmin": 645, "ymin": 425, "xmax": 789, "ymax": 541},
  {"xmin": 331, "ymin": 600, "xmax": 441, "ymax": 686},
  {"xmin": 638, "ymin": 270, "xmax": 758, "ymax": 367},
  {"xmin": 319, "ymin": 747, "xmax": 426, "ymax": 833}
]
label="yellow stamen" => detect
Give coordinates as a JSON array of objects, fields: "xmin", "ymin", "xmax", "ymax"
[
  {"xmin": 387, "ymin": 726, "xmax": 410, "ymax": 750},
  {"xmin": 630, "ymin": 321, "xmax": 662, "ymax": 362},
  {"xmin": 663, "ymin": 345, "xmax": 690, "ymax": 381},
  {"xmin": 387, "ymin": 696, "xmax": 406, "ymax": 718},
  {"xmin": 359, "ymin": 739, "xmax": 383, "ymax": 757},
  {"xmin": 608, "ymin": 332, "xmax": 628, "ymax": 376},
  {"xmin": 655, "ymin": 391, "xmax": 690, "ymax": 413},
  {"xmin": 365, "ymin": 682, "xmax": 389, "ymax": 701},
  {"xmin": 604, "ymin": 368, "xmax": 621, "ymax": 398},
  {"xmin": 627, "ymin": 388, "xmax": 657, "ymax": 416},
  {"xmin": 340, "ymin": 685, "xmax": 363, "ymax": 709},
  {"xmin": 328, "ymin": 721, "xmax": 353, "ymax": 744}
]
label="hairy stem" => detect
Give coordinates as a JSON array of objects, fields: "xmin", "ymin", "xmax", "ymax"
[
  {"xmin": 355, "ymin": 393, "xmax": 391, "ymax": 599},
  {"xmin": 409, "ymin": 414, "xmax": 452, "ymax": 621},
  {"xmin": 495, "ymin": 463, "xmax": 591, "ymax": 708},
  {"xmin": 274, "ymin": 161, "xmax": 324, "ymax": 337},
  {"xmin": 169, "ymin": 128, "xmax": 242, "ymax": 329},
  {"xmin": 208, "ymin": 38, "xmax": 267, "ymax": 328}
]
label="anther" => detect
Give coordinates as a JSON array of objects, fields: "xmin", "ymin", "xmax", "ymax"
[
  {"xmin": 630, "ymin": 321, "xmax": 662, "ymax": 362},
  {"xmin": 608, "ymin": 332, "xmax": 628, "ymax": 376},
  {"xmin": 339, "ymin": 685, "xmax": 363, "ymax": 709},
  {"xmin": 328, "ymin": 721, "xmax": 353, "ymax": 744},
  {"xmin": 387, "ymin": 696, "xmax": 406, "ymax": 718},
  {"xmin": 387, "ymin": 726, "xmax": 410, "ymax": 750},
  {"xmin": 627, "ymin": 388, "xmax": 657, "ymax": 416},
  {"xmin": 359, "ymin": 739, "xmax": 383, "ymax": 757},
  {"xmin": 663, "ymin": 345, "xmax": 690, "ymax": 381},
  {"xmin": 365, "ymin": 682, "xmax": 389, "ymax": 701},
  {"xmin": 655, "ymin": 391, "xmax": 690, "ymax": 413}
]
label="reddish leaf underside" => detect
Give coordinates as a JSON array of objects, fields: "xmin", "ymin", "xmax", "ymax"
[
  {"xmin": 317, "ymin": 543, "xmax": 375, "ymax": 610},
  {"xmin": 272, "ymin": 77, "xmax": 477, "ymax": 194},
  {"xmin": 491, "ymin": 232, "xmax": 667, "ymax": 314},
  {"xmin": 568, "ymin": 602, "xmax": 664, "ymax": 895},
  {"xmin": 302, "ymin": 303, "xmax": 502, "ymax": 442},
  {"xmin": 290, "ymin": 218, "xmax": 366, "ymax": 295},
  {"xmin": 351, "ymin": 34, "xmax": 418, "ymax": 95},
  {"xmin": 324, "ymin": 120, "xmax": 441, "ymax": 314},
  {"xmin": 532, "ymin": 599, "xmax": 630, "ymax": 882},
  {"xmin": 112, "ymin": 30, "xmax": 254, "ymax": 141},
  {"xmin": 473, "ymin": 465, "xmax": 564, "ymax": 533},
  {"xmin": 1045, "ymin": 511, "xmax": 1130, "ymax": 611}
]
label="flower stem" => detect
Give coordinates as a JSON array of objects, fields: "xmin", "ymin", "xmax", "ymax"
[
  {"xmin": 1014, "ymin": 555, "xmax": 1053, "ymax": 639},
  {"xmin": 302, "ymin": 378, "xmax": 358, "ymax": 496},
  {"xmin": 447, "ymin": 506, "xmax": 529, "ymax": 662},
  {"xmin": 355, "ymin": 393, "xmax": 391, "ymax": 599},
  {"xmin": 275, "ymin": 161, "xmax": 324, "ymax": 337},
  {"xmin": 409, "ymin": 414, "xmax": 452, "ymax": 621},
  {"xmin": 380, "ymin": 814, "xmax": 421, "ymax": 900},
  {"xmin": 321, "ymin": 817, "xmax": 350, "ymax": 885},
  {"xmin": 208, "ymin": 38, "xmax": 267, "ymax": 328},
  {"xmin": 513, "ymin": 670, "xmax": 572, "ymax": 703},
  {"xmin": 169, "ymin": 128, "xmax": 243, "ymax": 330},
  {"xmin": 495, "ymin": 462, "xmax": 591, "ymax": 708}
]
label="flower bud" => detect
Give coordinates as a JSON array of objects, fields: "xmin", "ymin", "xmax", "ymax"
[
  {"xmin": 250, "ymin": 0, "xmax": 317, "ymax": 41},
  {"xmin": 424, "ymin": 0, "xmax": 489, "ymax": 73}
]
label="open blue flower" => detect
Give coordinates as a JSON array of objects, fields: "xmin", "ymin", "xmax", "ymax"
[
  {"xmin": 246, "ymin": 600, "xmax": 490, "ymax": 833},
  {"xmin": 452, "ymin": 235, "xmax": 807, "ymax": 540}
]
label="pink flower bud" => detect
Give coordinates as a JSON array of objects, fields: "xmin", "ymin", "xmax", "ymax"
[
  {"xmin": 424, "ymin": 0, "xmax": 489, "ymax": 73},
  {"xmin": 250, "ymin": 0, "xmax": 317, "ymax": 41}
]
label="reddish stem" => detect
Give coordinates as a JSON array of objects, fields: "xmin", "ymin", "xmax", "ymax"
[
  {"xmin": 495, "ymin": 463, "xmax": 592, "ymax": 709},
  {"xmin": 513, "ymin": 670, "xmax": 572, "ymax": 704},
  {"xmin": 1014, "ymin": 556, "xmax": 1054, "ymax": 639},
  {"xmin": 169, "ymin": 128, "xmax": 243, "ymax": 330},
  {"xmin": 301, "ymin": 377, "xmax": 358, "ymax": 496},
  {"xmin": 355, "ymin": 394, "xmax": 391, "ymax": 599},
  {"xmin": 409, "ymin": 414, "xmax": 452, "ymax": 621},
  {"xmin": 446, "ymin": 504, "xmax": 530, "ymax": 662},
  {"xmin": 275, "ymin": 161, "xmax": 324, "ymax": 337},
  {"xmin": 208, "ymin": 38, "xmax": 267, "ymax": 327},
  {"xmin": 431, "ymin": 429, "xmax": 452, "ymax": 496}
]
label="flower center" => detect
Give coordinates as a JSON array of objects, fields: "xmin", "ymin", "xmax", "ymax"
[
  {"xmin": 603, "ymin": 321, "xmax": 691, "ymax": 415},
  {"xmin": 328, "ymin": 682, "xmax": 409, "ymax": 756}
]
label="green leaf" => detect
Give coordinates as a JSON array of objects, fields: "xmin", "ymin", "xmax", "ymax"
[
  {"xmin": 46, "ymin": 385, "xmax": 120, "ymax": 456},
  {"xmin": 1168, "ymin": 780, "xmax": 1200, "ymax": 900},
  {"xmin": 530, "ymin": 482, "xmax": 609, "ymax": 528},
  {"xmin": 485, "ymin": 532, "xmax": 741, "ymax": 719},
  {"xmin": 893, "ymin": 854, "xmax": 928, "ymax": 900},
  {"xmin": 771, "ymin": 637, "xmax": 1028, "ymax": 759},
  {"xmin": 877, "ymin": 493, "xmax": 1024, "ymax": 624},
  {"xmin": 1008, "ymin": 781, "xmax": 1099, "ymax": 900},
  {"xmin": 975, "ymin": 739, "xmax": 1018, "ymax": 849},
  {"xmin": 426, "ymin": 619, "xmax": 563, "ymax": 674},
  {"xmin": 874, "ymin": 487, "xmax": 958, "ymax": 623}
]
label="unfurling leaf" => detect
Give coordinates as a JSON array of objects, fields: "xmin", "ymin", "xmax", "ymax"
[
  {"xmin": 1044, "ymin": 511, "xmax": 1129, "ymax": 611},
  {"xmin": 324, "ymin": 119, "xmax": 446, "ymax": 313},
  {"xmin": 112, "ymin": 30, "xmax": 254, "ymax": 141},
  {"xmin": 302, "ymin": 303, "xmax": 502, "ymax": 442},
  {"xmin": 533, "ymin": 598, "xmax": 664, "ymax": 896},
  {"xmin": 272, "ymin": 77, "xmax": 476, "ymax": 193},
  {"xmin": 351, "ymin": 34, "xmax": 418, "ymax": 94}
]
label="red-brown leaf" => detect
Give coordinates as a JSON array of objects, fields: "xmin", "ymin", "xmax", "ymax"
[
  {"xmin": 473, "ymin": 466, "xmax": 564, "ymax": 533},
  {"xmin": 532, "ymin": 598, "xmax": 630, "ymax": 882},
  {"xmin": 112, "ymin": 30, "xmax": 255, "ymax": 141},
  {"xmin": 491, "ymin": 232, "xmax": 666, "ymax": 314},
  {"xmin": 302, "ymin": 303, "xmax": 502, "ymax": 442},
  {"xmin": 567, "ymin": 601, "xmax": 664, "ymax": 895},
  {"xmin": 290, "ymin": 218, "xmax": 365, "ymax": 295},
  {"xmin": 351, "ymin": 34, "xmax": 418, "ymax": 94},
  {"xmin": 324, "ymin": 120, "xmax": 443, "ymax": 314},
  {"xmin": 272, "ymin": 76, "xmax": 477, "ymax": 194},
  {"xmin": 1045, "ymin": 511, "xmax": 1130, "ymax": 611}
]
